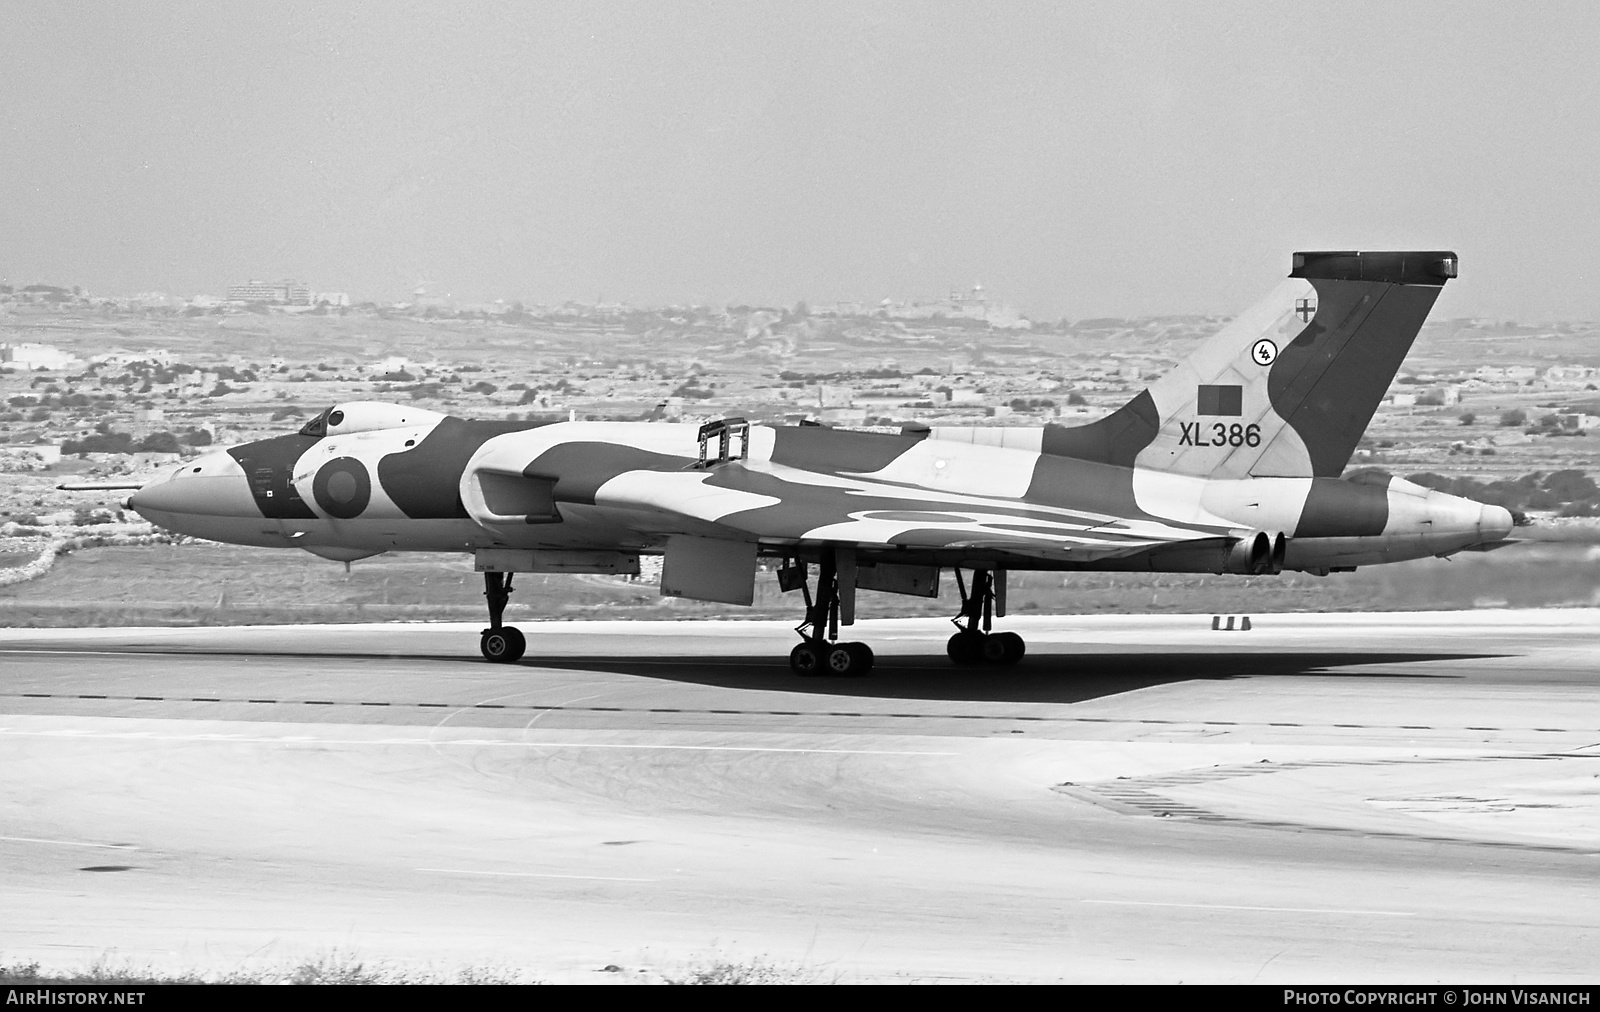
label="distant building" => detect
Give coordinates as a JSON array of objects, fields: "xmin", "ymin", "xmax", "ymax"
[
  {"xmin": 816, "ymin": 384, "xmax": 854, "ymax": 408},
  {"xmin": 1475, "ymin": 365, "xmax": 1538, "ymax": 383},
  {"xmin": 1557, "ymin": 413, "xmax": 1600, "ymax": 432},
  {"xmin": 1542, "ymin": 364, "xmax": 1597, "ymax": 386},
  {"xmin": 227, "ymin": 279, "xmax": 312, "ymax": 305},
  {"xmin": 820, "ymin": 407, "xmax": 868, "ymax": 425},
  {"xmin": 1, "ymin": 343, "xmax": 78, "ymax": 370},
  {"xmin": 313, "ymin": 292, "xmax": 350, "ymax": 307},
  {"xmin": 126, "ymin": 291, "xmax": 176, "ymax": 308},
  {"xmin": 947, "ymin": 282, "xmax": 988, "ymax": 311}
]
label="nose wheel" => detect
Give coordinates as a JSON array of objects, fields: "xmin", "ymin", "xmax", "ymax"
[
  {"xmin": 481, "ymin": 626, "xmax": 526, "ymax": 663},
  {"xmin": 479, "ymin": 571, "xmax": 526, "ymax": 663}
]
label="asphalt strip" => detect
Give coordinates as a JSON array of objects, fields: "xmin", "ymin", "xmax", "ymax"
[
  {"xmin": 0, "ymin": 726, "xmax": 957, "ymax": 755},
  {"xmin": 1080, "ymin": 899, "xmax": 1415, "ymax": 917}
]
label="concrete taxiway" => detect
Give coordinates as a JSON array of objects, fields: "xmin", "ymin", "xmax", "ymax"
[{"xmin": 1, "ymin": 610, "xmax": 1597, "ymax": 983}]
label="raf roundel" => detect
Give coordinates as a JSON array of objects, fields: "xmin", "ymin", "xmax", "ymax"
[
  {"xmin": 1251, "ymin": 338, "xmax": 1278, "ymax": 366},
  {"xmin": 312, "ymin": 457, "xmax": 372, "ymax": 518}
]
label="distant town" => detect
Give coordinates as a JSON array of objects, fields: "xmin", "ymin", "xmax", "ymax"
[{"xmin": 2, "ymin": 276, "xmax": 1598, "ymax": 543}]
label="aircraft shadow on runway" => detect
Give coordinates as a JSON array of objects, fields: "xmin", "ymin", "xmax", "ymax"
[
  {"xmin": 516, "ymin": 650, "xmax": 1503, "ymax": 704},
  {"xmin": 30, "ymin": 643, "xmax": 1505, "ymax": 705}
]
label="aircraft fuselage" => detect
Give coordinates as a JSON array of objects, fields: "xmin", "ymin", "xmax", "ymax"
[{"xmin": 130, "ymin": 409, "xmax": 1512, "ymax": 574}]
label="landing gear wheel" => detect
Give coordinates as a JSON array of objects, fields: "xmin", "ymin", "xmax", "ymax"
[
  {"xmin": 789, "ymin": 642, "xmax": 824, "ymax": 676},
  {"xmin": 993, "ymin": 631, "xmax": 1026, "ymax": 665},
  {"xmin": 479, "ymin": 573, "xmax": 523, "ymax": 662},
  {"xmin": 503, "ymin": 626, "xmax": 526, "ymax": 661},
  {"xmin": 825, "ymin": 643, "xmax": 858, "ymax": 676},
  {"xmin": 788, "ymin": 548, "xmax": 882, "ymax": 677},
  {"xmin": 844, "ymin": 642, "xmax": 874, "ymax": 674},
  {"xmin": 480, "ymin": 626, "xmax": 526, "ymax": 663},
  {"xmin": 980, "ymin": 634, "xmax": 1010, "ymax": 665},
  {"xmin": 947, "ymin": 630, "xmax": 985, "ymax": 666}
]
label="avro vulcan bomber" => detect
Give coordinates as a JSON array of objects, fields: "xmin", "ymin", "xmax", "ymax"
[{"xmin": 121, "ymin": 252, "xmax": 1513, "ymax": 673}]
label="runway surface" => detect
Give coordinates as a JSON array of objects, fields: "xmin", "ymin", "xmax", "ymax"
[{"xmin": 2, "ymin": 610, "xmax": 1597, "ymax": 983}]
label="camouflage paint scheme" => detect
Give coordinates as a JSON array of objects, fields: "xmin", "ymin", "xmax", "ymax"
[{"xmin": 130, "ymin": 252, "xmax": 1513, "ymax": 594}]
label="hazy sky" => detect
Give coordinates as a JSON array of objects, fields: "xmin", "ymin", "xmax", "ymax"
[{"xmin": 4, "ymin": 2, "xmax": 1599, "ymax": 320}]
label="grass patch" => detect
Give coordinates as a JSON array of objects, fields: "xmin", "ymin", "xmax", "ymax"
[
  {"xmin": 0, "ymin": 951, "xmax": 541, "ymax": 985},
  {"xmin": 661, "ymin": 955, "xmax": 834, "ymax": 984},
  {"xmin": 0, "ymin": 950, "xmax": 841, "ymax": 985}
]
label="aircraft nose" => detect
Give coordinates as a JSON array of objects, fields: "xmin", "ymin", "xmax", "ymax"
[
  {"xmin": 1480, "ymin": 503, "xmax": 1514, "ymax": 541},
  {"xmin": 129, "ymin": 452, "xmax": 256, "ymax": 519}
]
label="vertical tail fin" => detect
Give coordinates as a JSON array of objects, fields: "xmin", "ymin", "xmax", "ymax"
[{"xmin": 1042, "ymin": 251, "xmax": 1457, "ymax": 478}]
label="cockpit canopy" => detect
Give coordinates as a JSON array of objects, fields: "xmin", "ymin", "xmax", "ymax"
[{"xmin": 298, "ymin": 402, "xmax": 446, "ymax": 437}]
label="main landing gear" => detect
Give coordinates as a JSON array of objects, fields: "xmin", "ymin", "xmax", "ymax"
[
  {"xmin": 480, "ymin": 571, "xmax": 526, "ymax": 663},
  {"xmin": 785, "ymin": 550, "xmax": 874, "ymax": 677},
  {"xmin": 946, "ymin": 568, "xmax": 1025, "ymax": 667}
]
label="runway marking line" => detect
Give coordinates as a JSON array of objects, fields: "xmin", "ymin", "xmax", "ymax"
[
  {"xmin": 416, "ymin": 868, "xmax": 656, "ymax": 882},
  {"xmin": 3, "ymin": 693, "xmax": 1594, "ymax": 736},
  {"xmin": 1081, "ymin": 899, "xmax": 1414, "ymax": 917},
  {"xmin": 0, "ymin": 728, "xmax": 956, "ymax": 756},
  {"xmin": 0, "ymin": 835, "xmax": 137, "ymax": 850}
]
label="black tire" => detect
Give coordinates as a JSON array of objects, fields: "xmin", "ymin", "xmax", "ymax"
[
  {"xmin": 481, "ymin": 626, "xmax": 526, "ymax": 663},
  {"xmin": 789, "ymin": 642, "xmax": 823, "ymax": 676},
  {"xmin": 993, "ymin": 631, "xmax": 1025, "ymax": 665},
  {"xmin": 503, "ymin": 626, "xmax": 526, "ymax": 660},
  {"xmin": 980, "ymin": 633, "xmax": 1011, "ymax": 665},
  {"xmin": 825, "ymin": 643, "xmax": 857, "ymax": 676},
  {"xmin": 844, "ymin": 642, "xmax": 874, "ymax": 675},
  {"xmin": 947, "ymin": 630, "xmax": 984, "ymax": 666}
]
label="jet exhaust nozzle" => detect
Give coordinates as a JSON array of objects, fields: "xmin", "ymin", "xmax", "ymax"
[{"xmin": 1226, "ymin": 530, "xmax": 1286, "ymax": 575}]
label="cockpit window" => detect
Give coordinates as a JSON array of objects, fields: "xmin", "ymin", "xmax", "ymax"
[
  {"xmin": 298, "ymin": 406, "xmax": 332, "ymax": 437},
  {"xmin": 327, "ymin": 409, "xmax": 345, "ymax": 427}
]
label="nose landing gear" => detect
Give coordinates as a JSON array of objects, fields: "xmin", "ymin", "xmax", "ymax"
[
  {"xmin": 480, "ymin": 571, "xmax": 526, "ymax": 663},
  {"xmin": 785, "ymin": 550, "xmax": 873, "ymax": 676},
  {"xmin": 947, "ymin": 568, "xmax": 1025, "ymax": 667}
]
